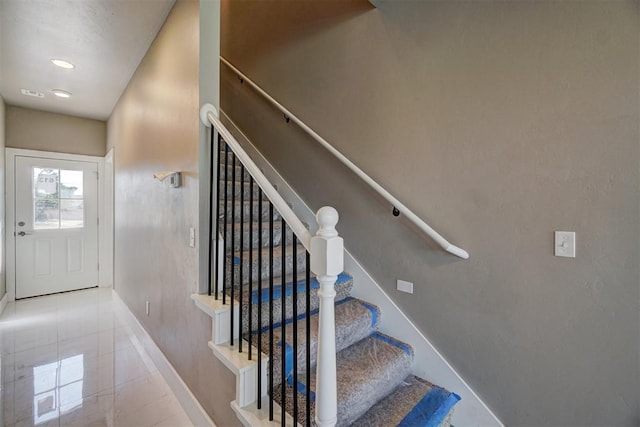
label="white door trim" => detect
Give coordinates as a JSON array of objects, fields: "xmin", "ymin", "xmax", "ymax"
[{"xmin": 6, "ymin": 148, "xmax": 107, "ymax": 301}]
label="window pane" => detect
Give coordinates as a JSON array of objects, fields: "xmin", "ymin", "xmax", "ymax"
[
  {"xmin": 60, "ymin": 200, "xmax": 83, "ymax": 229},
  {"xmin": 60, "ymin": 170, "xmax": 83, "ymax": 199},
  {"xmin": 34, "ymin": 168, "xmax": 59, "ymax": 197},
  {"xmin": 34, "ymin": 198, "xmax": 59, "ymax": 229}
]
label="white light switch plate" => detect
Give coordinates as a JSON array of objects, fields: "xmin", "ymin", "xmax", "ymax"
[
  {"xmin": 555, "ymin": 231, "xmax": 576, "ymax": 258},
  {"xmin": 189, "ymin": 227, "xmax": 196, "ymax": 248},
  {"xmin": 397, "ymin": 279, "xmax": 414, "ymax": 294}
]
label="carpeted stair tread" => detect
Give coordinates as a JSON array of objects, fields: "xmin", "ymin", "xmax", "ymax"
[
  {"xmin": 352, "ymin": 375, "xmax": 460, "ymax": 427},
  {"xmin": 230, "ymin": 272, "xmax": 354, "ymax": 333},
  {"xmin": 274, "ymin": 332, "xmax": 414, "ymax": 427},
  {"xmin": 256, "ymin": 297, "xmax": 381, "ymax": 388}
]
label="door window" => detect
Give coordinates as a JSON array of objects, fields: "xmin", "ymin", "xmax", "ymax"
[{"xmin": 33, "ymin": 168, "xmax": 84, "ymax": 230}]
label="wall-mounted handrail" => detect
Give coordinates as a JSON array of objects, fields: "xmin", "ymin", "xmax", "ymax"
[
  {"xmin": 200, "ymin": 103, "xmax": 313, "ymax": 252},
  {"xmin": 220, "ymin": 56, "xmax": 469, "ymax": 259}
]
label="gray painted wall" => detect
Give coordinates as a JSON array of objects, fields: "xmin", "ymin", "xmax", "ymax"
[
  {"xmin": 0, "ymin": 97, "xmax": 6, "ymax": 298},
  {"xmin": 6, "ymin": 106, "xmax": 106, "ymax": 156},
  {"xmin": 220, "ymin": 1, "xmax": 639, "ymax": 425},
  {"xmin": 107, "ymin": 1, "xmax": 237, "ymax": 425}
]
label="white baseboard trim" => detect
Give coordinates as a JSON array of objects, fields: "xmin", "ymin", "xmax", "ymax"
[
  {"xmin": 113, "ymin": 291, "xmax": 216, "ymax": 427},
  {"xmin": 220, "ymin": 111, "xmax": 503, "ymax": 427},
  {"xmin": 0, "ymin": 292, "xmax": 8, "ymax": 317}
]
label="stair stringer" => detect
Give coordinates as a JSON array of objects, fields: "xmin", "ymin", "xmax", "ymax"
[
  {"xmin": 191, "ymin": 293, "xmax": 299, "ymax": 426},
  {"xmin": 220, "ymin": 110, "xmax": 504, "ymax": 427}
]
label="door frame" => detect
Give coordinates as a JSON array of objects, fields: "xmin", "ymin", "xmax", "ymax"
[{"xmin": 6, "ymin": 148, "xmax": 110, "ymax": 301}]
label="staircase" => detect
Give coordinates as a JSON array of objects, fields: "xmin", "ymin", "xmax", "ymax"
[{"xmin": 193, "ymin": 125, "xmax": 461, "ymax": 426}]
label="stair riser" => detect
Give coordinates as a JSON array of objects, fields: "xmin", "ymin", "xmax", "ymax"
[
  {"xmin": 223, "ymin": 224, "xmax": 293, "ymax": 251},
  {"xmin": 218, "ymin": 164, "xmax": 252, "ymax": 181},
  {"xmin": 225, "ymin": 248, "xmax": 307, "ymax": 286},
  {"xmin": 240, "ymin": 277, "xmax": 353, "ymax": 334},
  {"xmin": 218, "ymin": 181, "xmax": 265, "ymax": 200},
  {"xmin": 218, "ymin": 149, "xmax": 239, "ymax": 163},
  {"xmin": 218, "ymin": 201, "xmax": 282, "ymax": 223},
  {"xmin": 263, "ymin": 298, "xmax": 376, "ymax": 389}
]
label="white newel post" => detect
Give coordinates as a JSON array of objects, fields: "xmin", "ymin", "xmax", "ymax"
[{"xmin": 310, "ymin": 206, "xmax": 343, "ymax": 427}]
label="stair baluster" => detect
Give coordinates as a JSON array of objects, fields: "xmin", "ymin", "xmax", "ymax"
[
  {"xmin": 248, "ymin": 177, "xmax": 254, "ymax": 361},
  {"xmin": 257, "ymin": 186, "xmax": 263, "ymax": 409},
  {"xmin": 305, "ymin": 251, "xmax": 311, "ymax": 425},
  {"xmin": 268, "ymin": 202, "xmax": 275, "ymax": 421},
  {"xmin": 207, "ymin": 129, "xmax": 214, "ymax": 297},
  {"xmin": 292, "ymin": 235, "xmax": 299, "ymax": 423},
  {"xmin": 280, "ymin": 217, "xmax": 287, "ymax": 426},
  {"xmin": 230, "ymin": 154, "xmax": 236, "ymax": 346},
  {"xmin": 222, "ymin": 143, "xmax": 228, "ymax": 306}
]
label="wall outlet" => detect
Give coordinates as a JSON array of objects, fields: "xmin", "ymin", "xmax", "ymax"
[
  {"xmin": 189, "ymin": 227, "xmax": 196, "ymax": 248},
  {"xmin": 555, "ymin": 231, "xmax": 576, "ymax": 258},
  {"xmin": 145, "ymin": 300, "xmax": 150, "ymax": 316},
  {"xmin": 397, "ymin": 279, "xmax": 414, "ymax": 294}
]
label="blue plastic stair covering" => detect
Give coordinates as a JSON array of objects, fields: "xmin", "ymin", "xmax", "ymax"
[
  {"xmin": 397, "ymin": 387, "xmax": 460, "ymax": 427},
  {"xmin": 273, "ymin": 332, "xmax": 414, "ymax": 427},
  {"xmin": 352, "ymin": 375, "xmax": 460, "ymax": 427},
  {"xmin": 250, "ymin": 272, "xmax": 353, "ymax": 304},
  {"xmin": 261, "ymin": 297, "xmax": 381, "ymax": 388}
]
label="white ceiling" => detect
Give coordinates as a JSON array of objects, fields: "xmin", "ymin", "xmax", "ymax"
[{"xmin": 0, "ymin": 0, "xmax": 176, "ymax": 121}]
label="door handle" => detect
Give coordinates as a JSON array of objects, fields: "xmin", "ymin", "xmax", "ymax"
[{"xmin": 17, "ymin": 231, "xmax": 32, "ymax": 237}]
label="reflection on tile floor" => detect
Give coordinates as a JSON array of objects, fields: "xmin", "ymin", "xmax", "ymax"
[{"xmin": 0, "ymin": 288, "xmax": 194, "ymax": 427}]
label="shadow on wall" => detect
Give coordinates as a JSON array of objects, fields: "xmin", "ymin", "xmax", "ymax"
[{"xmin": 221, "ymin": 0, "xmax": 374, "ymax": 67}]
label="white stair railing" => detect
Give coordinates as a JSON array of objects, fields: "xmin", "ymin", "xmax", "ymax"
[{"xmin": 201, "ymin": 104, "xmax": 340, "ymax": 426}]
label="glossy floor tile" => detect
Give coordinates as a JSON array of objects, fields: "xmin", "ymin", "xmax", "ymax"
[{"xmin": 0, "ymin": 288, "xmax": 194, "ymax": 427}]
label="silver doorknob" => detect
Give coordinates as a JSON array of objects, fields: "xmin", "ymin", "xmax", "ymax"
[{"xmin": 17, "ymin": 231, "xmax": 32, "ymax": 237}]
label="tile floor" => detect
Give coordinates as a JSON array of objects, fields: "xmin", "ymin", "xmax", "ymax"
[{"xmin": 0, "ymin": 288, "xmax": 194, "ymax": 427}]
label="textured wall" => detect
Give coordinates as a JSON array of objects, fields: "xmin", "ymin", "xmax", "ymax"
[
  {"xmin": 0, "ymin": 97, "xmax": 6, "ymax": 298},
  {"xmin": 221, "ymin": 1, "xmax": 640, "ymax": 425},
  {"xmin": 107, "ymin": 1, "xmax": 237, "ymax": 425},
  {"xmin": 6, "ymin": 106, "xmax": 106, "ymax": 156}
]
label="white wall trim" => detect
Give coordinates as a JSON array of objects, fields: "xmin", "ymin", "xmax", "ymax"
[
  {"xmin": 0, "ymin": 293, "xmax": 8, "ymax": 317},
  {"xmin": 219, "ymin": 111, "xmax": 503, "ymax": 427},
  {"xmin": 112, "ymin": 290, "xmax": 215, "ymax": 427},
  {"xmin": 5, "ymin": 148, "xmax": 106, "ymax": 302}
]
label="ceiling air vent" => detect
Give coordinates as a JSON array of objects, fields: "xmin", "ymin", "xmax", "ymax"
[{"xmin": 20, "ymin": 89, "xmax": 44, "ymax": 98}]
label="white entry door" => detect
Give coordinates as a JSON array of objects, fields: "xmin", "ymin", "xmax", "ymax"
[{"xmin": 15, "ymin": 156, "xmax": 99, "ymax": 299}]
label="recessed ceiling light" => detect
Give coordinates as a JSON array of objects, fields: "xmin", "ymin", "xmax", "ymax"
[
  {"xmin": 52, "ymin": 89, "xmax": 72, "ymax": 98},
  {"xmin": 21, "ymin": 88, "xmax": 44, "ymax": 98},
  {"xmin": 51, "ymin": 59, "xmax": 75, "ymax": 69}
]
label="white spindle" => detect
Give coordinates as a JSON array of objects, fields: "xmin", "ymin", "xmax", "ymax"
[{"xmin": 311, "ymin": 206, "xmax": 343, "ymax": 427}]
